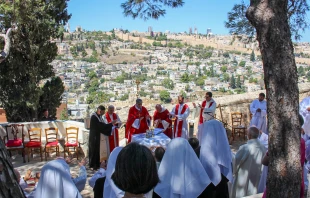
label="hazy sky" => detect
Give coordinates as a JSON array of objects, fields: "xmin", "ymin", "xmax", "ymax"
[{"xmin": 67, "ymin": 0, "xmax": 310, "ymax": 42}]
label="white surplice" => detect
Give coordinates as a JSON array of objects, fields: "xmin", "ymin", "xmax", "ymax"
[
  {"xmin": 250, "ymin": 99, "xmax": 267, "ymax": 133},
  {"xmin": 170, "ymin": 104, "xmax": 190, "ymax": 138},
  {"xmin": 300, "ymin": 96, "xmax": 310, "ymax": 135},
  {"xmin": 28, "ymin": 159, "xmax": 82, "ymax": 198},
  {"xmin": 231, "ymin": 139, "xmax": 266, "ymax": 198},
  {"xmin": 154, "ymin": 138, "xmax": 211, "ymax": 198},
  {"xmin": 257, "ymin": 133, "xmax": 269, "ymax": 193},
  {"xmin": 199, "ymin": 120, "xmax": 233, "ymax": 185}
]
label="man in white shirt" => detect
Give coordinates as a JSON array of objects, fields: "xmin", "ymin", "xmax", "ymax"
[
  {"xmin": 250, "ymin": 93, "xmax": 267, "ymax": 133},
  {"xmin": 232, "ymin": 127, "xmax": 266, "ymax": 198},
  {"xmin": 169, "ymin": 96, "xmax": 190, "ymax": 138}
]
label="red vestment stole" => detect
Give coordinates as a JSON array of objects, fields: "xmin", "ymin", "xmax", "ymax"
[
  {"xmin": 105, "ymin": 113, "xmax": 119, "ymax": 152},
  {"xmin": 174, "ymin": 104, "xmax": 188, "ymax": 138},
  {"xmin": 199, "ymin": 101, "xmax": 214, "ymax": 124}
]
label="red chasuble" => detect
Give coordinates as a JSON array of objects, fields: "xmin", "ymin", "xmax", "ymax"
[
  {"xmin": 199, "ymin": 100, "xmax": 214, "ymax": 125},
  {"xmin": 126, "ymin": 105, "xmax": 150, "ymax": 143},
  {"xmin": 105, "ymin": 112, "xmax": 119, "ymax": 152},
  {"xmin": 173, "ymin": 104, "xmax": 188, "ymax": 138},
  {"xmin": 153, "ymin": 109, "xmax": 172, "ymax": 138}
]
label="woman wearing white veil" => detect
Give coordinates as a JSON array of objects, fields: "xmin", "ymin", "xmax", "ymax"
[
  {"xmin": 154, "ymin": 138, "xmax": 211, "ymax": 198},
  {"xmin": 199, "ymin": 119, "xmax": 233, "ymax": 198},
  {"xmin": 28, "ymin": 159, "xmax": 82, "ymax": 198},
  {"xmin": 103, "ymin": 147, "xmax": 124, "ymax": 198}
]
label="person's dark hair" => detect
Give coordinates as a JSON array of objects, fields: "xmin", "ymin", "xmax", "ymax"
[
  {"xmin": 97, "ymin": 105, "xmax": 105, "ymax": 111},
  {"xmin": 112, "ymin": 143, "xmax": 159, "ymax": 194},
  {"xmin": 154, "ymin": 147, "xmax": 165, "ymax": 162},
  {"xmin": 178, "ymin": 95, "xmax": 184, "ymax": 100},
  {"xmin": 259, "ymin": 93, "xmax": 265, "ymax": 97},
  {"xmin": 136, "ymin": 98, "xmax": 143, "ymax": 104},
  {"xmin": 188, "ymin": 138, "xmax": 199, "ymax": 150},
  {"xmin": 42, "ymin": 109, "xmax": 48, "ymax": 113},
  {"xmin": 206, "ymin": 92, "xmax": 212, "ymax": 98},
  {"xmin": 299, "ymin": 114, "xmax": 304, "ymax": 126}
]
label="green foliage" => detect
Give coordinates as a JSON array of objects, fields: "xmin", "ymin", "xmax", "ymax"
[
  {"xmin": 119, "ymin": 93, "xmax": 129, "ymax": 101},
  {"xmin": 250, "ymin": 50, "xmax": 256, "ymax": 62},
  {"xmin": 181, "ymin": 73, "xmax": 190, "ymax": 83},
  {"xmin": 88, "ymin": 71, "xmax": 97, "ymax": 80},
  {"xmin": 230, "ymin": 74, "xmax": 236, "ymax": 89},
  {"xmin": 239, "ymin": 61, "xmax": 246, "ymax": 67},
  {"xmin": 223, "ymin": 52, "xmax": 230, "ymax": 58},
  {"xmin": 86, "ymin": 92, "xmax": 114, "ymax": 105},
  {"xmin": 161, "ymin": 79, "xmax": 174, "ymax": 90},
  {"xmin": 60, "ymin": 108, "xmax": 69, "ymax": 120},
  {"xmin": 298, "ymin": 66, "xmax": 306, "ymax": 76},
  {"xmin": 185, "ymin": 84, "xmax": 191, "ymax": 92},
  {"xmin": 222, "ymin": 73, "xmax": 230, "ymax": 82},
  {"xmin": 225, "ymin": 1, "xmax": 310, "ymax": 40},
  {"xmin": 0, "ymin": 0, "xmax": 70, "ymax": 122},
  {"xmin": 38, "ymin": 77, "xmax": 65, "ymax": 119},
  {"xmin": 220, "ymin": 66, "xmax": 228, "ymax": 72},
  {"xmin": 159, "ymin": 90, "xmax": 171, "ymax": 103},
  {"xmin": 249, "ymin": 77, "xmax": 258, "ymax": 83},
  {"xmin": 236, "ymin": 75, "xmax": 242, "ymax": 88}
]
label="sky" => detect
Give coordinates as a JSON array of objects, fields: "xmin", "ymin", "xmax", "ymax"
[{"xmin": 67, "ymin": 0, "xmax": 310, "ymax": 42}]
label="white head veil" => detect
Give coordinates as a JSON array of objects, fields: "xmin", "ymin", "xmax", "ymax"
[
  {"xmin": 154, "ymin": 138, "xmax": 211, "ymax": 198},
  {"xmin": 30, "ymin": 159, "xmax": 82, "ymax": 198},
  {"xmin": 103, "ymin": 147, "xmax": 124, "ymax": 198},
  {"xmin": 199, "ymin": 120, "xmax": 233, "ymax": 185}
]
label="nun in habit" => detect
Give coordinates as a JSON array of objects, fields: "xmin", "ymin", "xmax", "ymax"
[
  {"xmin": 154, "ymin": 138, "xmax": 212, "ymax": 198},
  {"xmin": 28, "ymin": 159, "xmax": 82, "ymax": 198},
  {"xmin": 198, "ymin": 117, "xmax": 233, "ymax": 198}
]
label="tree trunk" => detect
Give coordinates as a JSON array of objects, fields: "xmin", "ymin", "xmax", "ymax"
[
  {"xmin": 0, "ymin": 140, "xmax": 25, "ymax": 198},
  {"xmin": 247, "ymin": 0, "xmax": 301, "ymax": 197}
]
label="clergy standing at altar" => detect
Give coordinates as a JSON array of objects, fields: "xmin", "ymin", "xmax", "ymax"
[
  {"xmin": 126, "ymin": 98, "xmax": 151, "ymax": 143},
  {"xmin": 170, "ymin": 96, "xmax": 190, "ymax": 138},
  {"xmin": 89, "ymin": 105, "xmax": 117, "ymax": 170},
  {"xmin": 193, "ymin": 92, "xmax": 217, "ymax": 125},
  {"xmin": 104, "ymin": 105, "xmax": 121, "ymax": 153},
  {"xmin": 250, "ymin": 93, "xmax": 267, "ymax": 133},
  {"xmin": 153, "ymin": 104, "xmax": 172, "ymax": 138}
]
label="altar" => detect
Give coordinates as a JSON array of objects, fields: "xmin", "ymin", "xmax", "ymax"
[{"xmin": 131, "ymin": 129, "xmax": 171, "ymax": 149}]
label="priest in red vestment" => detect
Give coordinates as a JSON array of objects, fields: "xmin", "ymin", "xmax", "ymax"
[
  {"xmin": 104, "ymin": 105, "xmax": 121, "ymax": 153},
  {"xmin": 126, "ymin": 99, "xmax": 151, "ymax": 142},
  {"xmin": 153, "ymin": 104, "xmax": 172, "ymax": 138},
  {"xmin": 193, "ymin": 92, "xmax": 217, "ymax": 125}
]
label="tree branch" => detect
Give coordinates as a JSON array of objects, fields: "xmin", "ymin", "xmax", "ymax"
[{"xmin": 0, "ymin": 26, "xmax": 15, "ymax": 63}]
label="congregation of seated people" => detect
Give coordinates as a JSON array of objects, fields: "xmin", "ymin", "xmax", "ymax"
[{"xmin": 13, "ymin": 116, "xmax": 308, "ymax": 198}]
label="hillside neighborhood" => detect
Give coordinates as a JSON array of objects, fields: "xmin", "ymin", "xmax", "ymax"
[{"xmin": 50, "ymin": 27, "xmax": 310, "ymax": 120}]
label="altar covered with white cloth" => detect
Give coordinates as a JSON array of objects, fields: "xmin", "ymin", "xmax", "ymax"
[{"xmin": 131, "ymin": 129, "xmax": 171, "ymax": 148}]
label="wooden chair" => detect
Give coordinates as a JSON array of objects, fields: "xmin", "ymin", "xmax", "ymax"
[
  {"xmin": 4, "ymin": 124, "xmax": 26, "ymax": 163},
  {"xmin": 25, "ymin": 128, "xmax": 43, "ymax": 162},
  {"xmin": 231, "ymin": 112, "xmax": 247, "ymax": 141},
  {"xmin": 44, "ymin": 127, "xmax": 59, "ymax": 161},
  {"xmin": 64, "ymin": 127, "xmax": 79, "ymax": 159}
]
